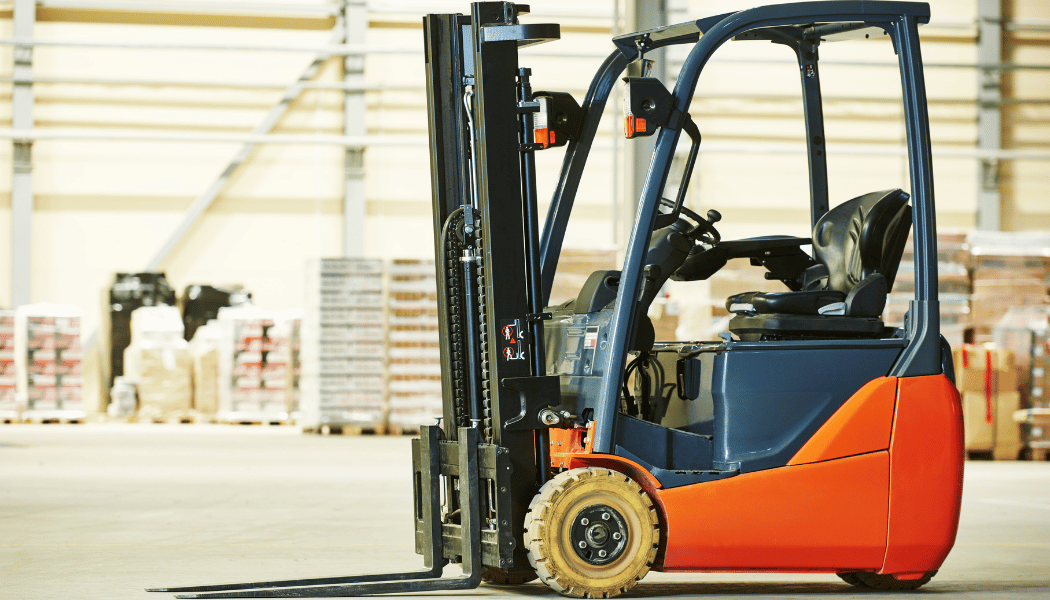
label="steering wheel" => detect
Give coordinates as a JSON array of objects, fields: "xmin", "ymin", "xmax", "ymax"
[
  {"xmin": 656, "ymin": 197, "xmax": 721, "ymax": 246},
  {"xmin": 678, "ymin": 205, "xmax": 721, "ymax": 245}
]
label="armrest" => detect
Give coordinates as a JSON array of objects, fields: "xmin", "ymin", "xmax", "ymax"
[
  {"xmin": 720, "ymin": 236, "xmax": 816, "ymax": 291},
  {"xmin": 718, "ymin": 235, "xmax": 811, "ymax": 260}
]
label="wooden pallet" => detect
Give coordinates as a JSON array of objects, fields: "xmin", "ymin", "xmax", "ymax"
[
  {"xmin": 386, "ymin": 425, "xmax": 421, "ymax": 436},
  {"xmin": 142, "ymin": 415, "xmax": 210, "ymax": 425},
  {"xmin": 305, "ymin": 424, "xmax": 381, "ymax": 435}
]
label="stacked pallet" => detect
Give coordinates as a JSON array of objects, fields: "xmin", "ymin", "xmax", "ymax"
[
  {"xmin": 216, "ymin": 305, "xmax": 292, "ymax": 424},
  {"xmin": 269, "ymin": 311, "xmax": 302, "ymax": 421},
  {"xmin": 0, "ymin": 312, "xmax": 17, "ymax": 420},
  {"xmin": 953, "ymin": 344, "xmax": 1024, "ymax": 460},
  {"xmin": 188, "ymin": 322, "xmax": 221, "ymax": 416},
  {"xmin": 16, "ymin": 304, "xmax": 85, "ymax": 422},
  {"xmin": 300, "ymin": 258, "xmax": 386, "ymax": 432},
  {"xmin": 966, "ymin": 231, "xmax": 1050, "ymax": 344},
  {"xmin": 549, "ymin": 249, "xmax": 618, "ymax": 306},
  {"xmin": 886, "ymin": 232, "xmax": 971, "ymax": 347},
  {"xmin": 386, "ymin": 260, "xmax": 442, "ymax": 433},
  {"xmin": 106, "ymin": 273, "xmax": 177, "ymax": 398},
  {"xmin": 1021, "ymin": 331, "xmax": 1050, "ymax": 456},
  {"xmin": 123, "ymin": 306, "xmax": 193, "ymax": 421},
  {"xmin": 994, "ymin": 307, "xmax": 1050, "ymax": 457}
]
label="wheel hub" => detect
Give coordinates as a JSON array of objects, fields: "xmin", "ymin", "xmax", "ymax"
[{"xmin": 569, "ymin": 504, "xmax": 628, "ymax": 565}]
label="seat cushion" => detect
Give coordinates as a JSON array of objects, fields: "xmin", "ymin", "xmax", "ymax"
[
  {"xmin": 729, "ymin": 313, "xmax": 887, "ymax": 340},
  {"xmin": 727, "ymin": 290, "xmax": 846, "ymax": 315}
]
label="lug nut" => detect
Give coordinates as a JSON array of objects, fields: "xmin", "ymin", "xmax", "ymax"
[
  {"xmin": 598, "ymin": 550, "xmax": 607, "ymax": 558},
  {"xmin": 602, "ymin": 513, "xmax": 610, "ymax": 521},
  {"xmin": 612, "ymin": 532, "xmax": 622, "ymax": 540},
  {"xmin": 580, "ymin": 518, "xmax": 589, "ymax": 525},
  {"xmin": 578, "ymin": 541, "xmax": 587, "ymax": 549}
]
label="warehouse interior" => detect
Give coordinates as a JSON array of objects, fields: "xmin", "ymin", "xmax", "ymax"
[{"xmin": 2, "ymin": 0, "xmax": 1050, "ymax": 599}]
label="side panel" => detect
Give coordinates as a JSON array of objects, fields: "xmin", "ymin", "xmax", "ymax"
[
  {"xmin": 880, "ymin": 374, "xmax": 964, "ymax": 575},
  {"xmin": 658, "ymin": 452, "xmax": 889, "ymax": 571},
  {"xmin": 788, "ymin": 376, "xmax": 898, "ymax": 465},
  {"xmin": 711, "ymin": 345, "xmax": 902, "ymax": 472}
]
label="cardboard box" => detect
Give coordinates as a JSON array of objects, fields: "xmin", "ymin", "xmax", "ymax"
[
  {"xmin": 954, "ymin": 344, "xmax": 1025, "ymax": 458},
  {"xmin": 125, "ymin": 344, "xmax": 193, "ymax": 415},
  {"xmin": 972, "ymin": 278, "xmax": 1048, "ymax": 296},
  {"xmin": 962, "ymin": 390, "xmax": 1023, "ymax": 459},
  {"xmin": 192, "ymin": 348, "xmax": 220, "ymax": 414},
  {"xmin": 970, "ymin": 293, "xmax": 1048, "ymax": 331},
  {"xmin": 953, "ymin": 344, "xmax": 1019, "ymax": 394}
]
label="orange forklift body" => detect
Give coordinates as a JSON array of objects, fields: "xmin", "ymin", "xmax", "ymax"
[{"xmin": 561, "ymin": 374, "xmax": 963, "ymax": 576}]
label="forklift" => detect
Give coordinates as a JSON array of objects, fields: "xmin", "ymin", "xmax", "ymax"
[{"xmin": 152, "ymin": 1, "xmax": 963, "ymax": 598}]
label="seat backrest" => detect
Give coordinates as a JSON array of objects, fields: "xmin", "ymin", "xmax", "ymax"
[{"xmin": 812, "ymin": 189, "xmax": 912, "ymax": 295}]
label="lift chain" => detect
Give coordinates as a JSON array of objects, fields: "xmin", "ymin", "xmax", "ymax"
[
  {"xmin": 444, "ymin": 211, "xmax": 471, "ymax": 429},
  {"xmin": 474, "ymin": 227, "xmax": 494, "ymax": 441}
]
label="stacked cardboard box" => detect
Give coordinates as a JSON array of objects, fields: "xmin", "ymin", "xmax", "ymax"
[
  {"xmin": 216, "ymin": 305, "xmax": 291, "ymax": 423},
  {"xmin": 123, "ymin": 306, "xmax": 193, "ymax": 420},
  {"xmin": 386, "ymin": 260, "xmax": 441, "ymax": 433},
  {"xmin": 953, "ymin": 344, "xmax": 1024, "ymax": 460},
  {"xmin": 267, "ymin": 310, "xmax": 302, "ymax": 420},
  {"xmin": 888, "ymin": 232, "xmax": 972, "ymax": 347},
  {"xmin": 992, "ymin": 306, "xmax": 1049, "ymax": 408},
  {"xmin": 995, "ymin": 315, "xmax": 1050, "ymax": 455},
  {"xmin": 188, "ymin": 322, "xmax": 221, "ymax": 416},
  {"xmin": 966, "ymin": 231, "xmax": 1050, "ymax": 344},
  {"xmin": 0, "ymin": 312, "xmax": 18, "ymax": 420},
  {"xmin": 1013, "ymin": 407, "xmax": 1050, "ymax": 457},
  {"xmin": 55, "ymin": 314, "xmax": 83, "ymax": 417},
  {"xmin": 300, "ymin": 258, "xmax": 386, "ymax": 432},
  {"xmin": 549, "ymin": 248, "xmax": 618, "ymax": 307},
  {"xmin": 1030, "ymin": 329, "xmax": 1050, "ymax": 410},
  {"xmin": 106, "ymin": 273, "xmax": 177, "ymax": 397},
  {"xmin": 546, "ymin": 248, "xmax": 688, "ymax": 340},
  {"xmin": 15, "ymin": 304, "xmax": 84, "ymax": 422}
]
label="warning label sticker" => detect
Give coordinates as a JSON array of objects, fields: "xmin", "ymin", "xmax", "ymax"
[
  {"xmin": 499, "ymin": 319, "xmax": 527, "ymax": 361},
  {"xmin": 583, "ymin": 326, "xmax": 599, "ymax": 350}
]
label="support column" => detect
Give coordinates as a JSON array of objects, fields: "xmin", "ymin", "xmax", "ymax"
[
  {"xmin": 622, "ymin": 0, "xmax": 666, "ymax": 245},
  {"xmin": 342, "ymin": 0, "xmax": 367, "ymax": 257},
  {"xmin": 11, "ymin": 0, "xmax": 34, "ymax": 307},
  {"xmin": 976, "ymin": 0, "xmax": 1002, "ymax": 230}
]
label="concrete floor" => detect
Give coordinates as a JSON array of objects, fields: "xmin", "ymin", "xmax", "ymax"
[{"xmin": 2, "ymin": 424, "xmax": 1049, "ymax": 600}]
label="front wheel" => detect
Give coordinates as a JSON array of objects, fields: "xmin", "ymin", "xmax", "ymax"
[
  {"xmin": 481, "ymin": 567, "xmax": 537, "ymax": 585},
  {"xmin": 838, "ymin": 570, "xmax": 937, "ymax": 590},
  {"xmin": 524, "ymin": 467, "xmax": 660, "ymax": 598}
]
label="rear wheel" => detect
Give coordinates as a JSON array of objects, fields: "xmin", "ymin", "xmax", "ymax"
[
  {"xmin": 524, "ymin": 467, "xmax": 660, "ymax": 598},
  {"xmin": 837, "ymin": 572, "xmax": 864, "ymax": 587},
  {"xmin": 838, "ymin": 571, "xmax": 936, "ymax": 590}
]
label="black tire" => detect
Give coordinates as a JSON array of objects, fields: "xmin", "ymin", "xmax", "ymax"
[
  {"xmin": 839, "ymin": 570, "xmax": 936, "ymax": 591},
  {"xmin": 481, "ymin": 567, "xmax": 538, "ymax": 586},
  {"xmin": 837, "ymin": 572, "xmax": 865, "ymax": 587},
  {"xmin": 524, "ymin": 467, "xmax": 660, "ymax": 598}
]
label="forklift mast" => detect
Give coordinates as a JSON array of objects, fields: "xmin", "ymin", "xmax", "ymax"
[{"xmin": 422, "ymin": 0, "xmax": 561, "ymax": 574}]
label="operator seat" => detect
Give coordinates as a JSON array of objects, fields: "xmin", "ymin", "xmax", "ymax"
[{"xmin": 727, "ymin": 189, "xmax": 912, "ymax": 340}]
